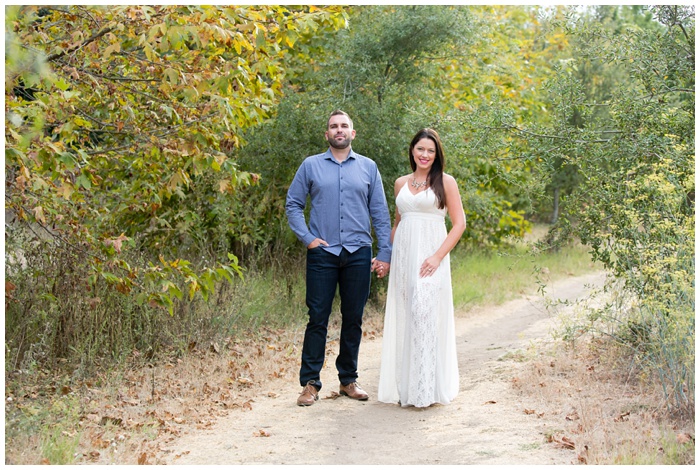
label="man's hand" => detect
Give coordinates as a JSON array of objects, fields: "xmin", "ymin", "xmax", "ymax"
[
  {"xmin": 371, "ymin": 258, "xmax": 390, "ymax": 279},
  {"xmin": 308, "ymin": 238, "xmax": 329, "ymax": 249}
]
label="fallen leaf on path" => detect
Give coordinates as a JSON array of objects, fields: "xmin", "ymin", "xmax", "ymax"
[
  {"xmin": 548, "ymin": 434, "xmax": 576, "ymax": 450},
  {"xmin": 138, "ymin": 453, "xmax": 148, "ymax": 465},
  {"xmin": 560, "ymin": 436, "xmax": 576, "ymax": 449},
  {"xmin": 323, "ymin": 391, "xmax": 340, "ymax": 400},
  {"xmin": 254, "ymin": 429, "xmax": 271, "ymax": 437},
  {"xmin": 100, "ymin": 416, "xmax": 123, "ymax": 426},
  {"xmin": 237, "ymin": 376, "xmax": 253, "ymax": 385},
  {"xmin": 483, "ymin": 400, "xmax": 497, "ymax": 405}
]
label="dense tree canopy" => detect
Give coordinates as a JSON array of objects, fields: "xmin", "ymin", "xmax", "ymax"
[{"xmin": 5, "ymin": 5, "xmax": 347, "ymax": 308}]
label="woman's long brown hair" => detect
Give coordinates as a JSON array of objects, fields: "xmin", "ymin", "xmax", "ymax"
[{"xmin": 409, "ymin": 128, "xmax": 446, "ymax": 209}]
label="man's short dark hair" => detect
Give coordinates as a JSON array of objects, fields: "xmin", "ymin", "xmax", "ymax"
[{"xmin": 328, "ymin": 109, "xmax": 353, "ymax": 129}]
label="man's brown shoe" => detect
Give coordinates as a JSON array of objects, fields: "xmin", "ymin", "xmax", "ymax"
[
  {"xmin": 297, "ymin": 381, "xmax": 319, "ymax": 406},
  {"xmin": 339, "ymin": 382, "xmax": 369, "ymax": 401}
]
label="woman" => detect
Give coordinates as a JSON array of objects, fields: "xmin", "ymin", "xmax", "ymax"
[{"xmin": 377, "ymin": 128, "xmax": 466, "ymax": 408}]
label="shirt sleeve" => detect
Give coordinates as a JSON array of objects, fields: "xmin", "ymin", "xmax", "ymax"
[
  {"xmin": 369, "ymin": 166, "xmax": 393, "ymax": 263},
  {"xmin": 285, "ymin": 161, "xmax": 316, "ymax": 247}
]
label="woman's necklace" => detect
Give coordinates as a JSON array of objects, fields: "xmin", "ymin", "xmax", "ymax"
[{"xmin": 411, "ymin": 175, "xmax": 428, "ymax": 189}]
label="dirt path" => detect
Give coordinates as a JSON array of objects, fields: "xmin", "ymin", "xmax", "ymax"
[{"xmin": 159, "ymin": 272, "xmax": 605, "ymax": 465}]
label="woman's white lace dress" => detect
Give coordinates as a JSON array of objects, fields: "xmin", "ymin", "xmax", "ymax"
[{"xmin": 378, "ymin": 182, "xmax": 459, "ymax": 407}]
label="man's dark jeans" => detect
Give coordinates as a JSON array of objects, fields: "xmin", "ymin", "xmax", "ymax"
[{"xmin": 300, "ymin": 246, "xmax": 372, "ymax": 390}]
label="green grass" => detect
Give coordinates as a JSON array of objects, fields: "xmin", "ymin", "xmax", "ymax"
[
  {"xmin": 5, "ymin": 391, "xmax": 83, "ymax": 465},
  {"xmin": 451, "ymin": 237, "xmax": 599, "ymax": 309},
  {"xmin": 610, "ymin": 430, "xmax": 694, "ymax": 465}
]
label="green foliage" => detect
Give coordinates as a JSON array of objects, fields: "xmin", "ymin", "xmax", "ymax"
[
  {"xmin": 5, "ymin": 5, "xmax": 346, "ymax": 366},
  {"xmin": 239, "ymin": 5, "xmax": 480, "ymax": 255},
  {"xmin": 4, "ymin": 218, "xmax": 306, "ymax": 372},
  {"xmin": 542, "ymin": 5, "xmax": 695, "ymax": 412},
  {"xmin": 240, "ymin": 5, "xmax": 549, "ymax": 250},
  {"xmin": 428, "ymin": 6, "xmax": 578, "ymax": 243}
]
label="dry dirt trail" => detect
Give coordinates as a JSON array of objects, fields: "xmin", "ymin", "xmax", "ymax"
[{"xmin": 160, "ymin": 271, "xmax": 605, "ymax": 465}]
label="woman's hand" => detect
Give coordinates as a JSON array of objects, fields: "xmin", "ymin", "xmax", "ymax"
[
  {"xmin": 372, "ymin": 258, "xmax": 390, "ymax": 279},
  {"xmin": 420, "ymin": 255, "xmax": 441, "ymax": 278}
]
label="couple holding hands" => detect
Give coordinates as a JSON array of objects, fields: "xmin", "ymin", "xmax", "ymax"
[{"xmin": 285, "ymin": 110, "xmax": 465, "ymax": 408}]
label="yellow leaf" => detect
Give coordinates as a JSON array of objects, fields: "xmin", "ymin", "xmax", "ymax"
[
  {"xmin": 57, "ymin": 182, "xmax": 74, "ymax": 200},
  {"xmin": 33, "ymin": 206, "xmax": 46, "ymax": 224},
  {"xmin": 103, "ymin": 42, "xmax": 121, "ymax": 59},
  {"xmin": 168, "ymin": 170, "xmax": 188, "ymax": 190},
  {"xmin": 188, "ymin": 280, "xmax": 198, "ymax": 300},
  {"xmin": 233, "ymin": 39, "xmax": 243, "ymax": 55},
  {"xmin": 218, "ymin": 179, "xmax": 231, "ymax": 193},
  {"xmin": 164, "ymin": 68, "xmax": 179, "ymax": 85},
  {"xmin": 144, "ymin": 43, "xmax": 156, "ymax": 61}
]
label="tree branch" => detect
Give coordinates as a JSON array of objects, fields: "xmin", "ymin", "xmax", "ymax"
[
  {"xmin": 494, "ymin": 124, "xmax": 614, "ymax": 144},
  {"xmin": 56, "ymin": 58, "xmax": 157, "ymax": 83},
  {"xmin": 45, "ymin": 25, "xmax": 115, "ymax": 63},
  {"xmin": 4, "ymin": 197, "xmax": 107, "ymax": 263},
  {"xmin": 84, "ymin": 112, "xmax": 218, "ymax": 156}
]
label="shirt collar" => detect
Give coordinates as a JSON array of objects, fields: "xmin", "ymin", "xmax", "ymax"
[{"xmin": 325, "ymin": 148, "xmax": 356, "ymax": 162}]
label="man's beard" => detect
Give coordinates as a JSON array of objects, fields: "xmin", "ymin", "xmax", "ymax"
[{"xmin": 328, "ymin": 135, "xmax": 352, "ymax": 149}]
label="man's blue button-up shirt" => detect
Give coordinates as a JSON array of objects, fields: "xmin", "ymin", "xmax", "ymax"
[{"xmin": 285, "ymin": 148, "xmax": 392, "ymax": 263}]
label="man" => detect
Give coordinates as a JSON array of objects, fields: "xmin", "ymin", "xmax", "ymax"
[{"xmin": 285, "ymin": 110, "xmax": 392, "ymax": 406}]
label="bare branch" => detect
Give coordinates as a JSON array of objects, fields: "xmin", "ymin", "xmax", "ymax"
[{"xmin": 490, "ymin": 124, "xmax": 617, "ymax": 144}]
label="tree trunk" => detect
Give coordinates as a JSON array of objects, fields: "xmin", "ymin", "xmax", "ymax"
[{"xmin": 551, "ymin": 187, "xmax": 560, "ymax": 224}]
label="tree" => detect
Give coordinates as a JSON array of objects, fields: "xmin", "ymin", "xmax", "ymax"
[
  {"xmin": 237, "ymin": 5, "xmax": 478, "ymax": 256},
  {"xmin": 433, "ymin": 5, "xmax": 573, "ymax": 242},
  {"xmin": 4, "ymin": 5, "xmax": 346, "ymax": 362},
  {"xmin": 544, "ymin": 6, "xmax": 663, "ymax": 223},
  {"xmin": 542, "ymin": 5, "xmax": 694, "ymax": 411},
  {"xmin": 239, "ymin": 5, "xmax": 591, "ymax": 250},
  {"xmin": 5, "ymin": 5, "xmax": 346, "ymax": 302}
]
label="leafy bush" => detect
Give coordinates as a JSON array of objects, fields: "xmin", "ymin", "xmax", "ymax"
[{"xmin": 547, "ymin": 5, "xmax": 695, "ymax": 413}]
